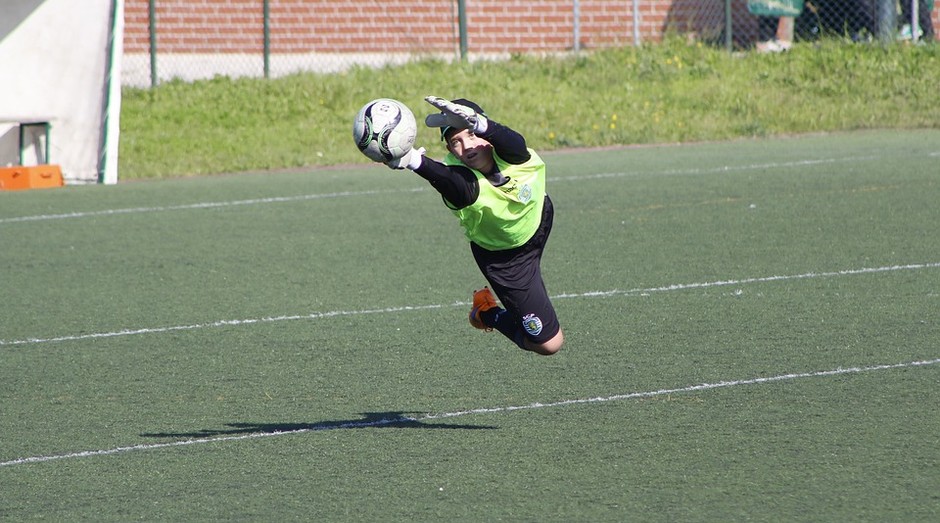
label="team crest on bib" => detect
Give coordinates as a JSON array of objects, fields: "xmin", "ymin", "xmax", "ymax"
[
  {"xmin": 518, "ymin": 183, "xmax": 532, "ymax": 203},
  {"xmin": 522, "ymin": 313, "xmax": 543, "ymax": 336}
]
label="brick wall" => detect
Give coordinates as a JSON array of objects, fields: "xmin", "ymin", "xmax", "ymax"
[
  {"xmin": 123, "ymin": 0, "xmax": 679, "ymax": 55},
  {"xmin": 123, "ymin": 1, "xmax": 939, "ymax": 55}
]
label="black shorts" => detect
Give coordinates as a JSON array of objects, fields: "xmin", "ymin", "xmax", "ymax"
[{"xmin": 470, "ymin": 195, "xmax": 560, "ymax": 344}]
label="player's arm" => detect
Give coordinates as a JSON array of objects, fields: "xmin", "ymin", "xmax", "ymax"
[
  {"xmin": 387, "ymin": 148, "xmax": 478, "ymax": 209},
  {"xmin": 474, "ymin": 119, "xmax": 530, "ymax": 165},
  {"xmin": 414, "ymin": 157, "xmax": 478, "ymax": 209}
]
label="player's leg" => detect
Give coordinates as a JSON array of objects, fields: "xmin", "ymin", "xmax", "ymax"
[
  {"xmin": 469, "ymin": 195, "xmax": 562, "ymax": 354},
  {"xmin": 524, "ymin": 328, "xmax": 564, "ymax": 356},
  {"xmin": 471, "ymin": 281, "xmax": 563, "ymax": 355},
  {"xmin": 470, "ymin": 249, "xmax": 563, "ymax": 355},
  {"xmin": 499, "ymin": 271, "xmax": 563, "ymax": 355}
]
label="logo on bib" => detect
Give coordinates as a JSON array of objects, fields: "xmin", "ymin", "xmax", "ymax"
[
  {"xmin": 518, "ymin": 183, "xmax": 532, "ymax": 203},
  {"xmin": 522, "ymin": 313, "xmax": 543, "ymax": 336}
]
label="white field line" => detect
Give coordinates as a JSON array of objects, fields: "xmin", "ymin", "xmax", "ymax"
[
  {"xmin": 552, "ymin": 155, "xmax": 877, "ymax": 182},
  {"xmin": 0, "ymin": 305, "xmax": 444, "ymax": 346},
  {"xmin": 2, "ymin": 262, "xmax": 938, "ymax": 348},
  {"xmin": 0, "ymin": 155, "xmax": 872, "ymax": 225},
  {"xmin": 553, "ymin": 262, "xmax": 940, "ymax": 298},
  {"xmin": 2, "ymin": 357, "xmax": 938, "ymax": 468},
  {"xmin": 0, "ymin": 188, "xmax": 425, "ymax": 224}
]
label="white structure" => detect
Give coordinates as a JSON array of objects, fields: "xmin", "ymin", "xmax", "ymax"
[{"xmin": 0, "ymin": 0, "xmax": 123, "ymax": 184}]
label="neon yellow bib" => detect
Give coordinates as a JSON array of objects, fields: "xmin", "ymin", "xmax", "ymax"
[{"xmin": 444, "ymin": 148, "xmax": 546, "ymax": 251}]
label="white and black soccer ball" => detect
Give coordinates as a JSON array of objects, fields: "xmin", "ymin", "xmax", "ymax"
[{"xmin": 352, "ymin": 98, "xmax": 417, "ymax": 163}]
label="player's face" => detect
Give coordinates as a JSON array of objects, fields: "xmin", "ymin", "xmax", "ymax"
[{"xmin": 446, "ymin": 129, "xmax": 495, "ymax": 173}]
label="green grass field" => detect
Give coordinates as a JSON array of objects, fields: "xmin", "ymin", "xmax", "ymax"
[{"xmin": 2, "ymin": 130, "xmax": 939, "ymax": 521}]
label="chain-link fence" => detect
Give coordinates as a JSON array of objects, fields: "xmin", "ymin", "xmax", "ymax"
[
  {"xmin": 669, "ymin": 0, "xmax": 936, "ymax": 50},
  {"xmin": 122, "ymin": 0, "xmax": 937, "ymax": 88}
]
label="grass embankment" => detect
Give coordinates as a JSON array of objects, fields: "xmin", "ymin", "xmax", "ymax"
[{"xmin": 119, "ymin": 39, "xmax": 940, "ymax": 179}]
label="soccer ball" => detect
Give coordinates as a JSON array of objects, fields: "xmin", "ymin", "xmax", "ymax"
[{"xmin": 352, "ymin": 98, "xmax": 417, "ymax": 163}]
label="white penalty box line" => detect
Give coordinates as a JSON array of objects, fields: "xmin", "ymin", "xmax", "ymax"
[
  {"xmin": 1, "ymin": 261, "xmax": 939, "ymax": 347},
  {"xmin": 2, "ymin": 357, "xmax": 938, "ymax": 468}
]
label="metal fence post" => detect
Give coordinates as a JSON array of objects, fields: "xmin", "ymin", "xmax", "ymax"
[
  {"xmin": 877, "ymin": 0, "xmax": 897, "ymax": 42},
  {"xmin": 457, "ymin": 0, "xmax": 468, "ymax": 60},
  {"xmin": 573, "ymin": 0, "xmax": 581, "ymax": 52},
  {"xmin": 149, "ymin": 0, "xmax": 157, "ymax": 87},
  {"xmin": 263, "ymin": 0, "xmax": 270, "ymax": 78},
  {"xmin": 725, "ymin": 0, "xmax": 733, "ymax": 52}
]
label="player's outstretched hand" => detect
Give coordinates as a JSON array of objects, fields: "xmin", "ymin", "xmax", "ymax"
[
  {"xmin": 386, "ymin": 147, "xmax": 425, "ymax": 170},
  {"xmin": 424, "ymin": 96, "xmax": 480, "ymax": 131}
]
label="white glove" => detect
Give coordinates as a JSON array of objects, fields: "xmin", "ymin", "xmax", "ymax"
[
  {"xmin": 424, "ymin": 96, "xmax": 487, "ymax": 132},
  {"xmin": 386, "ymin": 147, "xmax": 425, "ymax": 170}
]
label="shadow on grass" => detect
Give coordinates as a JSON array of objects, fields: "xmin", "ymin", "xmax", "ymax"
[{"xmin": 141, "ymin": 411, "xmax": 495, "ymax": 439}]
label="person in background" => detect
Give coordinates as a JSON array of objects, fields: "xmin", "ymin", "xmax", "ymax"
[
  {"xmin": 899, "ymin": 0, "xmax": 936, "ymax": 41},
  {"xmin": 756, "ymin": 15, "xmax": 792, "ymax": 52}
]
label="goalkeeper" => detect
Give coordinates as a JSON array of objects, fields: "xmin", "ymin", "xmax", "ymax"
[{"xmin": 387, "ymin": 96, "xmax": 564, "ymax": 356}]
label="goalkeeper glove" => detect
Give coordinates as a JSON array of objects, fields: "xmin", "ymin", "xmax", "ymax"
[
  {"xmin": 424, "ymin": 96, "xmax": 488, "ymax": 134},
  {"xmin": 386, "ymin": 147, "xmax": 425, "ymax": 170}
]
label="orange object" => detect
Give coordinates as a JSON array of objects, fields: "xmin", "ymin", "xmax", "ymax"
[{"xmin": 0, "ymin": 165, "xmax": 64, "ymax": 191}]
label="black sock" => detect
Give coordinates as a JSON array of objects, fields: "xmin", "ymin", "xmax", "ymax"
[{"xmin": 481, "ymin": 308, "xmax": 526, "ymax": 349}]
